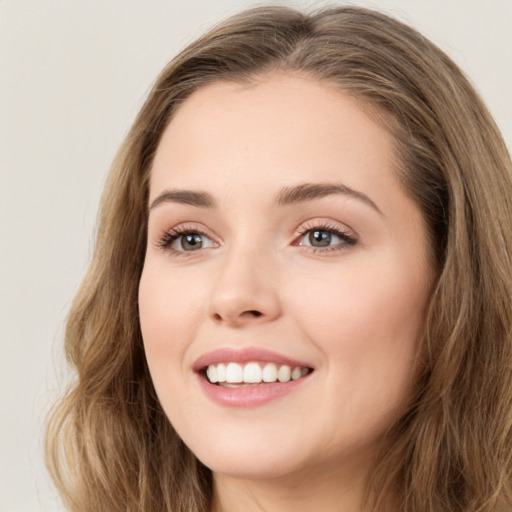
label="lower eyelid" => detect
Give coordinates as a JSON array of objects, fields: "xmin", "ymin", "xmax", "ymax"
[{"xmin": 298, "ymin": 238, "xmax": 356, "ymax": 250}]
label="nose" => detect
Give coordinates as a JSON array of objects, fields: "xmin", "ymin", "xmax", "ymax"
[{"xmin": 208, "ymin": 247, "xmax": 282, "ymax": 328}]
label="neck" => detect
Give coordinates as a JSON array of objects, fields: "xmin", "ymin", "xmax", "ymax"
[{"xmin": 210, "ymin": 457, "xmax": 378, "ymax": 512}]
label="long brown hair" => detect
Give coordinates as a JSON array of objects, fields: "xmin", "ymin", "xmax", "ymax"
[{"xmin": 46, "ymin": 6, "xmax": 512, "ymax": 511}]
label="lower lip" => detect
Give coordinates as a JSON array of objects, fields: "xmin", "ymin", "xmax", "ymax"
[{"xmin": 197, "ymin": 373, "xmax": 309, "ymax": 407}]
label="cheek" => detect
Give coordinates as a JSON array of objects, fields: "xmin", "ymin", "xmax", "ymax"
[
  {"xmin": 286, "ymin": 253, "xmax": 428, "ymax": 382},
  {"xmin": 299, "ymin": 269, "xmax": 423, "ymax": 321},
  {"xmin": 138, "ymin": 262, "xmax": 206, "ymax": 373}
]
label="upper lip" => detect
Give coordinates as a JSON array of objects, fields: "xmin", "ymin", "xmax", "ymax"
[{"xmin": 193, "ymin": 347, "xmax": 313, "ymax": 371}]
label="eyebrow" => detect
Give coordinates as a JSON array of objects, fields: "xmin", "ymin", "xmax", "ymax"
[
  {"xmin": 149, "ymin": 189, "xmax": 216, "ymax": 210},
  {"xmin": 275, "ymin": 183, "xmax": 382, "ymax": 214},
  {"xmin": 149, "ymin": 182, "xmax": 381, "ymax": 214}
]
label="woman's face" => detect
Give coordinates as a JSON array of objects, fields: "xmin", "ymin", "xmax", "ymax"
[{"xmin": 139, "ymin": 74, "xmax": 432, "ymax": 481}]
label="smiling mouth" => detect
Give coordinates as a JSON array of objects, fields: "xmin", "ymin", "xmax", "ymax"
[{"xmin": 203, "ymin": 362, "xmax": 313, "ymax": 387}]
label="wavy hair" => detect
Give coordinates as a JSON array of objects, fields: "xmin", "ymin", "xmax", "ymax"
[{"xmin": 46, "ymin": 5, "xmax": 512, "ymax": 512}]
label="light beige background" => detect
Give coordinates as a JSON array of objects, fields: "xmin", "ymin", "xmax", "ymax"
[{"xmin": 1, "ymin": 1, "xmax": 511, "ymax": 511}]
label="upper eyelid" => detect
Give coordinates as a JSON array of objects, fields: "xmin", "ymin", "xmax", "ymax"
[
  {"xmin": 293, "ymin": 219, "xmax": 356, "ymax": 237},
  {"xmin": 160, "ymin": 222, "xmax": 218, "ymax": 238}
]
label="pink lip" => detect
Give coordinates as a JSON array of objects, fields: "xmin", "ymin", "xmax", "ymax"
[
  {"xmin": 193, "ymin": 347, "xmax": 312, "ymax": 371},
  {"xmin": 196, "ymin": 375, "xmax": 309, "ymax": 408},
  {"xmin": 193, "ymin": 347, "xmax": 313, "ymax": 408}
]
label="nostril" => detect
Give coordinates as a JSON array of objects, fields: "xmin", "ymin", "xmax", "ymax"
[{"xmin": 211, "ymin": 310, "xmax": 263, "ymax": 323}]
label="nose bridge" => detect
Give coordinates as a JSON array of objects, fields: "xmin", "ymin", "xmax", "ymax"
[{"xmin": 208, "ymin": 235, "xmax": 281, "ymax": 326}]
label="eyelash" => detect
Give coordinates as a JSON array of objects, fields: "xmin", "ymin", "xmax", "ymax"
[
  {"xmin": 294, "ymin": 223, "xmax": 357, "ymax": 253},
  {"xmin": 155, "ymin": 225, "xmax": 214, "ymax": 255},
  {"xmin": 156, "ymin": 222, "xmax": 357, "ymax": 257}
]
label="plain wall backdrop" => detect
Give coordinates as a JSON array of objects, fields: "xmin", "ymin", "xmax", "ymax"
[{"xmin": 1, "ymin": 1, "xmax": 511, "ymax": 511}]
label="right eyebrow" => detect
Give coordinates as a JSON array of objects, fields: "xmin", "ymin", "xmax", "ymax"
[{"xmin": 149, "ymin": 189, "xmax": 216, "ymax": 211}]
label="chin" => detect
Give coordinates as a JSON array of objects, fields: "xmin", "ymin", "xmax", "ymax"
[
  {"xmin": 182, "ymin": 431, "xmax": 311, "ymax": 481},
  {"xmin": 200, "ymin": 453, "xmax": 307, "ymax": 481}
]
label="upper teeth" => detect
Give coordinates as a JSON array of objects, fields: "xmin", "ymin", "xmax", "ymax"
[{"xmin": 205, "ymin": 362, "xmax": 308, "ymax": 384}]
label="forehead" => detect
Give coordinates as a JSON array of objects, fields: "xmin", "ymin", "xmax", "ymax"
[{"xmin": 149, "ymin": 74, "xmax": 399, "ymax": 206}]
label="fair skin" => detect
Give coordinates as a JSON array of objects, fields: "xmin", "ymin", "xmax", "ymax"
[{"xmin": 138, "ymin": 74, "xmax": 433, "ymax": 512}]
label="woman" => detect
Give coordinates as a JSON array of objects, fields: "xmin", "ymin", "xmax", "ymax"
[{"xmin": 46, "ymin": 5, "xmax": 512, "ymax": 512}]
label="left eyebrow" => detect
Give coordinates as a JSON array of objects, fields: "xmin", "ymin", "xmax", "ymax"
[{"xmin": 275, "ymin": 182, "xmax": 382, "ymax": 215}]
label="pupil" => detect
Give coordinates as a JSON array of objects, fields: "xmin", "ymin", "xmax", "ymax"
[
  {"xmin": 183, "ymin": 233, "xmax": 203, "ymax": 250},
  {"xmin": 309, "ymin": 230, "xmax": 331, "ymax": 247}
]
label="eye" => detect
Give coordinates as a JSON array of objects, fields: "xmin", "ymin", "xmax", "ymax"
[
  {"xmin": 157, "ymin": 227, "xmax": 217, "ymax": 253},
  {"xmin": 296, "ymin": 225, "xmax": 356, "ymax": 251},
  {"xmin": 174, "ymin": 232, "xmax": 213, "ymax": 251}
]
